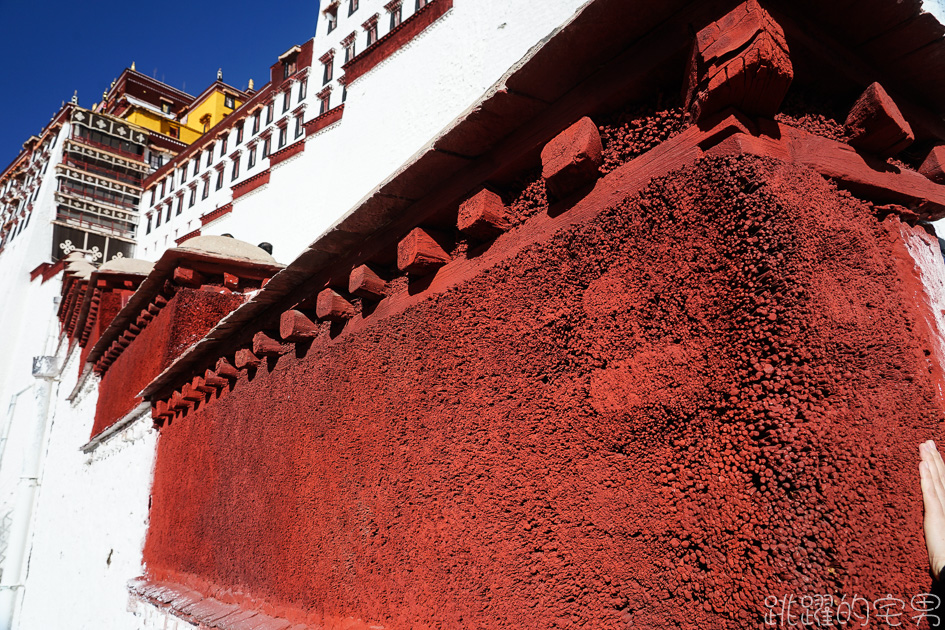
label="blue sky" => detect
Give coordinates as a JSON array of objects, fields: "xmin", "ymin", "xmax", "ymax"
[{"xmin": 0, "ymin": 0, "xmax": 318, "ymax": 168}]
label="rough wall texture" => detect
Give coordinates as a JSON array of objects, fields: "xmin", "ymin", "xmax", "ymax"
[
  {"xmin": 144, "ymin": 154, "xmax": 944, "ymax": 629},
  {"xmin": 80, "ymin": 292, "xmax": 123, "ymax": 367},
  {"xmin": 91, "ymin": 288, "xmax": 243, "ymax": 438}
]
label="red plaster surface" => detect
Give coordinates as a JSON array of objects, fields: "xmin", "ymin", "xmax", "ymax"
[
  {"xmin": 201, "ymin": 203, "xmax": 234, "ymax": 226},
  {"xmin": 303, "ymin": 105, "xmax": 344, "ymax": 137},
  {"xmin": 598, "ymin": 105, "xmax": 689, "ymax": 175},
  {"xmin": 80, "ymin": 292, "xmax": 122, "ymax": 367},
  {"xmin": 269, "ymin": 140, "xmax": 305, "ymax": 166},
  {"xmin": 233, "ymin": 170, "xmax": 270, "ymax": 200},
  {"xmin": 91, "ymin": 288, "xmax": 243, "ymax": 438},
  {"xmin": 145, "ymin": 153, "xmax": 945, "ymax": 628}
]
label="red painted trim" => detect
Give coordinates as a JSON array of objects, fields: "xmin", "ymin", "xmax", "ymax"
[
  {"xmin": 200, "ymin": 203, "xmax": 233, "ymax": 226},
  {"xmin": 29, "ymin": 262, "xmax": 51, "ymax": 281},
  {"xmin": 304, "ymin": 104, "xmax": 344, "ymax": 136},
  {"xmin": 342, "ymin": 0, "xmax": 453, "ymax": 83},
  {"xmin": 42, "ymin": 258, "xmax": 66, "ymax": 283},
  {"xmin": 232, "ymin": 170, "xmax": 270, "ymax": 200},
  {"xmin": 176, "ymin": 229, "xmax": 202, "ymax": 245},
  {"xmin": 269, "ymin": 140, "xmax": 305, "ymax": 166}
]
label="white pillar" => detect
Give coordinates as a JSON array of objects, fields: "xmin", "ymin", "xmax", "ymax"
[{"xmin": 0, "ymin": 357, "xmax": 58, "ymax": 630}]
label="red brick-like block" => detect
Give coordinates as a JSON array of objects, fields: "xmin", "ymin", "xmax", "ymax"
[
  {"xmin": 540, "ymin": 117, "xmax": 603, "ymax": 202},
  {"xmin": 234, "ymin": 349, "xmax": 261, "ymax": 369},
  {"xmin": 193, "ymin": 376, "xmax": 215, "ymax": 394},
  {"xmin": 920, "ymin": 146, "xmax": 945, "ymax": 184},
  {"xmin": 316, "ymin": 289, "xmax": 355, "ymax": 321},
  {"xmin": 151, "ymin": 401, "xmax": 165, "ymax": 421},
  {"xmin": 181, "ymin": 383, "xmax": 204, "ymax": 403},
  {"xmin": 397, "ymin": 228, "xmax": 450, "ymax": 276},
  {"xmin": 348, "ymin": 265, "xmax": 387, "ymax": 301},
  {"xmin": 157, "ymin": 399, "xmax": 173, "ymax": 419},
  {"xmin": 253, "ymin": 331, "xmax": 290, "ymax": 357},
  {"xmin": 458, "ymin": 189, "xmax": 510, "ymax": 240},
  {"xmin": 203, "ymin": 370, "xmax": 229, "ymax": 390},
  {"xmin": 684, "ymin": 0, "xmax": 792, "ymax": 120},
  {"xmin": 844, "ymin": 82, "xmax": 914, "ymax": 157},
  {"xmin": 215, "ymin": 358, "xmax": 240, "ymax": 380},
  {"xmin": 223, "ymin": 272, "xmax": 240, "ymax": 291},
  {"xmin": 173, "ymin": 266, "xmax": 205, "ymax": 288},
  {"xmin": 280, "ymin": 309, "xmax": 319, "ymax": 342},
  {"xmin": 169, "ymin": 391, "xmax": 189, "ymax": 412}
]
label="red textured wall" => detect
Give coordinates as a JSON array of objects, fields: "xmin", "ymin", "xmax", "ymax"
[
  {"xmin": 91, "ymin": 288, "xmax": 243, "ymax": 438},
  {"xmin": 144, "ymin": 154, "xmax": 944, "ymax": 628},
  {"xmin": 80, "ymin": 292, "xmax": 122, "ymax": 367}
]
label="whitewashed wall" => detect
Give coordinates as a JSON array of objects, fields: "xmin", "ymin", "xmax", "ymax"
[
  {"xmin": 13, "ymin": 348, "xmax": 157, "ymax": 630},
  {"xmin": 0, "ymin": 124, "xmax": 69, "ymax": 600},
  {"xmin": 139, "ymin": 0, "xmax": 592, "ymax": 263},
  {"xmin": 924, "ymin": 0, "xmax": 945, "ymax": 23},
  {"xmin": 0, "ymin": 124, "xmax": 68, "ymax": 419}
]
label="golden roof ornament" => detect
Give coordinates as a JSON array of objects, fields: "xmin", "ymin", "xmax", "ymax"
[
  {"xmin": 248, "ymin": 78, "xmax": 254, "ymax": 90},
  {"xmin": 131, "ymin": 61, "xmax": 136, "ymax": 71}
]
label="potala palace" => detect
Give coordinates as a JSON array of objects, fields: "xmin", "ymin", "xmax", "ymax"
[{"xmin": 4, "ymin": 0, "xmax": 945, "ymax": 628}]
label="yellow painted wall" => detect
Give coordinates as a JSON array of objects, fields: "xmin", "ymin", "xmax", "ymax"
[
  {"xmin": 123, "ymin": 109, "xmax": 165, "ymax": 136},
  {"xmin": 116, "ymin": 87, "xmax": 241, "ymax": 146},
  {"xmin": 123, "ymin": 108, "xmax": 201, "ymax": 144},
  {"xmin": 184, "ymin": 90, "xmax": 243, "ymax": 135}
]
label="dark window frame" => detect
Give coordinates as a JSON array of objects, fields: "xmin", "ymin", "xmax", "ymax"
[
  {"xmin": 323, "ymin": 59, "xmax": 333, "ymax": 85},
  {"xmin": 366, "ymin": 20, "xmax": 378, "ymax": 46},
  {"xmin": 344, "ymin": 38, "xmax": 356, "ymax": 63}
]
